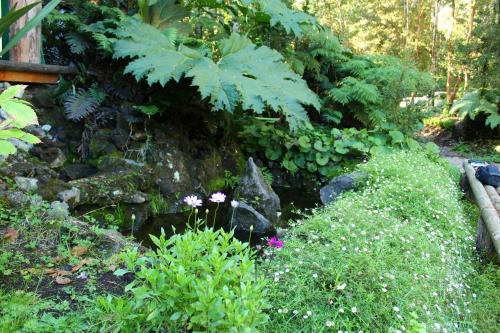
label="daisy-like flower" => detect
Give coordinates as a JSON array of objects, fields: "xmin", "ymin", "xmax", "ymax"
[
  {"xmin": 326, "ymin": 320, "xmax": 334, "ymax": 327},
  {"xmin": 184, "ymin": 195, "xmax": 202, "ymax": 208},
  {"xmin": 351, "ymin": 307, "xmax": 358, "ymax": 313},
  {"xmin": 209, "ymin": 192, "xmax": 226, "ymax": 203}
]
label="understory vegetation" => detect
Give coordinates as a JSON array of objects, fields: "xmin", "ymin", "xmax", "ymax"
[
  {"xmin": 0, "ymin": 0, "xmax": 499, "ymax": 332},
  {"xmin": 260, "ymin": 151, "xmax": 499, "ymax": 332}
]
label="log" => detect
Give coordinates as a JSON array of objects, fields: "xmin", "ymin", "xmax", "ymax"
[
  {"xmin": 0, "ymin": 60, "xmax": 77, "ymax": 83},
  {"xmin": 0, "ymin": 60, "xmax": 77, "ymax": 75},
  {"xmin": 463, "ymin": 162, "xmax": 500, "ymax": 257},
  {"xmin": 8, "ymin": 0, "xmax": 42, "ymax": 63},
  {"xmin": 485, "ymin": 185, "xmax": 500, "ymax": 215}
]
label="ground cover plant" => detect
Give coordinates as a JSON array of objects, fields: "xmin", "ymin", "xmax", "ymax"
[{"xmin": 260, "ymin": 150, "xmax": 499, "ymax": 332}]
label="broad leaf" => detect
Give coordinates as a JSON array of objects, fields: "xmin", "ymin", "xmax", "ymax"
[{"xmin": 114, "ymin": 20, "xmax": 320, "ymax": 131}]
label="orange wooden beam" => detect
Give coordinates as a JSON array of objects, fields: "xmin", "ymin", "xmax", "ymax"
[{"xmin": 0, "ymin": 70, "xmax": 59, "ymax": 84}]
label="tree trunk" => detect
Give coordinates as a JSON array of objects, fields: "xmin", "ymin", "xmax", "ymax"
[
  {"xmin": 414, "ymin": 1, "xmax": 427, "ymax": 67},
  {"xmin": 431, "ymin": 0, "xmax": 440, "ymax": 75},
  {"xmin": 8, "ymin": 0, "xmax": 42, "ymax": 63},
  {"xmin": 446, "ymin": 0, "xmax": 456, "ymax": 104}
]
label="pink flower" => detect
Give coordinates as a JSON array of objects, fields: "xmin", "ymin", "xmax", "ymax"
[
  {"xmin": 209, "ymin": 192, "xmax": 226, "ymax": 203},
  {"xmin": 267, "ymin": 236, "xmax": 283, "ymax": 249},
  {"xmin": 183, "ymin": 195, "xmax": 202, "ymax": 208}
]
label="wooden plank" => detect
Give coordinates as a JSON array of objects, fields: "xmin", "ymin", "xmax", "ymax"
[
  {"xmin": 8, "ymin": 0, "xmax": 42, "ymax": 63},
  {"xmin": 0, "ymin": 70, "xmax": 59, "ymax": 83},
  {"xmin": 0, "ymin": 60, "xmax": 77, "ymax": 75}
]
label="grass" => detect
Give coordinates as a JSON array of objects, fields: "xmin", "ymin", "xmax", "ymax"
[
  {"xmin": 453, "ymin": 140, "xmax": 500, "ymax": 163},
  {"xmin": 259, "ymin": 150, "xmax": 499, "ymax": 332}
]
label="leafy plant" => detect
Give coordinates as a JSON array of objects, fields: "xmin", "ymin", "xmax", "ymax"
[
  {"xmin": 97, "ymin": 227, "xmax": 268, "ymax": 332},
  {"xmin": 450, "ymin": 89, "xmax": 500, "ymax": 129},
  {"xmin": 113, "ymin": 18, "xmax": 320, "ymax": 131},
  {"xmin": 64, "ymin": 85, "xmax": 106, "ymax": 121},
  {"xmin": 0, "ymin": 85, "xmax": 41, "ymax": 156}
]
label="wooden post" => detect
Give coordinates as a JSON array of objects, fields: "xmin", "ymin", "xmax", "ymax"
[{"xmin": 8, "ymin": 0, "xmax": 42, "ymax": 63}]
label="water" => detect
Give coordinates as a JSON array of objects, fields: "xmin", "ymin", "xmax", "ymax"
[{"xmin": 136, "ymin": 186, "xmax": 321, "ymax": 247}]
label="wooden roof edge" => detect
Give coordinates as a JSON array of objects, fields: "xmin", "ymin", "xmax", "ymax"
[{"xmin": 0, "ymin": 60, "xmax": 78, "ymax": 75}]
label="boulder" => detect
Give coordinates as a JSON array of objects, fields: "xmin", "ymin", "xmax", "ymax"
[
  {"xmin": 228, "ymin": 202, "xmax": 275, "ymax": 238},
  {"xmin": 14, "ymin": 176, "xmax": 38, "ymax": 192},
  {"xmin": 234, "ymin": 158, "xmax": 281, "ymax": 224},
  {"xmin": 320, "ymin": 171, "xmax": 369, "ymax": 205},
  {"xmin": 59, "ymin": 164, "xmax": 97, "ymax": 181}
]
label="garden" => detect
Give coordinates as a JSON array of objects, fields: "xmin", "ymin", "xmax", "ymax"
[{"xmin": 0, "ymin": 0, "xmax": 499, "ymax": 332}]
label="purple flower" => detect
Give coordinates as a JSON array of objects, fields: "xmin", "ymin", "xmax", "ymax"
[
  {"xmin": 267, "ymin": 236, "xmax": 283, "ymax": 249},
  {"xmin": 183, "ymin": 195, "xmax": 202, "ymax": 208},
  {"xmin": 209, "ymin": 192, "xmax": 226, "ymax": 203}
]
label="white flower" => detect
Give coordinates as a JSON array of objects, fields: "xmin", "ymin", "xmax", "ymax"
[
  {"xmin": 339, "ymin": 308, "xmax": 345, "ymax": 313},
  {"xmin": 307, "ymin": 310, "xmax": 312, "ymax": 316},
  {"xmin": 336, "ymin": 283, "xmax": 347, "ymax": 291},
  {"xmin": 326, "ymin": 320, "xmax": 334, "ymax": 327},
  {"xmin": 183, "ymin": 195, "xmax": 202, "ymax": 208},
  {"xmin": 231, "ymin": 200, "xmax": 239, "ymax": 208},
  {"xmin": 209, "ymin": 192, "xmax": 226, "ymax": 203},
  {"xmin": 313, "ymin": 273, "xmax": 318, "ymax": 278},
  {"xmin": 351, "ymin": 307, "xmax": 358, "ymax": 313},
  {"xmin": 393, "ymin": 306, "xmax": 400, "ymax": 312}
]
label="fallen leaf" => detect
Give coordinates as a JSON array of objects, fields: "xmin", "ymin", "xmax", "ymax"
[
  {"xmin": 71, "ymin": 258, "xmax": 93, "ymax": 273},
  {"xmin": 108, "ymin": 265, "xmax": 117, "ymax": 272},
  {"xmin": 4, "ymin": 228, "xmax": 18, "ymax": 243},
  {"xmin": 55, "ymin": 276, "xmax": 72, "ymax": 285},
  {"xmin": 71, "ymin": 246, "xmax": 88, "ymax": 257},
  {"xmin": 48, "ymin": 270, "xmax": 72, "ymax": 277},
  {"xmin": 44, "ymin": 268, "xmax": 57, "ymax": 275}
]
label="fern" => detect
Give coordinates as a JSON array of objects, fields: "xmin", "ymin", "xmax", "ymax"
[
  {"xmin": 330, "ymin": 77, "xmax": 381, "ymax": 106},
  {"xmin": 113, "ymin": 19, "xmax": 320, "ymax": 130},
  {"xmin": 65, "ymin": 32, "xmax": 88, "ymax": 54},
  {"xmin": 450, "ymin": 89, "xmax": 500, "ymax": 129},
  {"xmin": 64, "ymin": 88, "xmax": 101, "ymax": 121}
]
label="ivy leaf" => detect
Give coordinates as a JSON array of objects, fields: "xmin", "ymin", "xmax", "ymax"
[{"xmin": 315, "ymin": 152, "xmax": 329, "ymax": 166}]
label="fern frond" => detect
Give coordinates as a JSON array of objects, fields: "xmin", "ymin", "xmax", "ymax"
[
  {"xmin": 329, "ymin": 77, "xmax": 381, "ymax": 106},
  {"xmin": 64, "ymin": 89, "xmax": 100, "ymax": 121},
  {"xmin": 65, "ymin": 33, "xmax": 88, "ymax": 55}
]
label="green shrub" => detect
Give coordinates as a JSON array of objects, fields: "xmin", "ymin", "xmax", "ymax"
[
  {"xmin": 96, "ymin": 228, "xmax": 268, "ymax": 332},
  {"xmin": 260, "ymin": 151, "xmax": 493, "ymax": 332}
]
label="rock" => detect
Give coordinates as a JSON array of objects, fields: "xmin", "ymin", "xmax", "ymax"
[
  {"xmin": 57, "ymin": 187, "xmax": 81, "ymax": 207},
  {"xmin": 59, "ymin": 164, "xmax": 97, "ymax": 181},
  {"xmin": 41, "ymin": 124, "xmax": 52, "ymax": 132},
  {"xmin": 228, "ymin": 202, "xmax": 276, "ymax": 237},
  {"xmin": 320, "ymin": 171, "xmax": 369, "ymax": 205},
  {"xmin": 14, "ymin": 176, "xmax": 38, "ymax": 192},
  {"xmin": 10, "ymin": 138, "xmax": 32, "ymax": 152},
  {"xmin": 234, "ymin": 158, "xmax": 281, "ymax": 224},
  {"xmin": 123, "ymin": 192, "xmax": 150, "ymax": 204},
  {"xmin": 49, "ymin": 148, "xmax": 66, "ymax": 168}
]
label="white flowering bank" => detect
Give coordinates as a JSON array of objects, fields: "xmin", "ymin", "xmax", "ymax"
[{"xmin": 261, "ymin": 151, "xmax": 498, "ymax": 332}]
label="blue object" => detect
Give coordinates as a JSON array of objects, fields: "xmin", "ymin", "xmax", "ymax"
[{"xmin": 475, "ymin": 165, "xmax": 500, "ymax": 187}]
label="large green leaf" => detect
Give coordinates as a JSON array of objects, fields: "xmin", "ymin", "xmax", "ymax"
[
  {"xmin": 114, "ymin": 20, "xmax": 320, "ymax": 131},
  {"xmin": 1, "ymin": 0, "xmax": 62, "ymax": 57},
  {"xmin": 0, "ymin": 140, "xmax": 16, "ymax": 156}
]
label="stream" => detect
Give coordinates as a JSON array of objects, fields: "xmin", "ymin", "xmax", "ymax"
[{"xmin": 136, "ymin": 186, "xmax": 321, "ymax": 247}]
